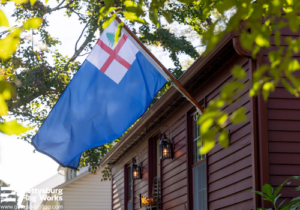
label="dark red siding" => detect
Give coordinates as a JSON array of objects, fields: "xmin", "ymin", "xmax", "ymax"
[
  {"xmin": 206, "ymin": 56, "xmax": 255, "ymax": 209},
  {"xmin": 133, "ymin": 147, "xmax": 149, "ymax": 210},
  {"xmin": 161, "ymin": 115, "xmax": 188, "ymax": 210},
  {"xmin": 268, "ymin": 86, "xmax": 300, "ymax": 204}
]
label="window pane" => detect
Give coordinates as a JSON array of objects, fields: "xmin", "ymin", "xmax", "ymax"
[
  {"xmin": 193, "ymin": 161, "xmax": 207, "ymax": 210},
  {"xmin": 193, "ymin": 113, "xmax": 205, "ymax": 163}
]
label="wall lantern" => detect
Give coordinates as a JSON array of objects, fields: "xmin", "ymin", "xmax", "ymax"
[
  {"xmin": 160, "ymin": 126, "xmax": 173, "ymax": 160},
  {"xmin": 131, "ymin": 157, "xmax": 142, "ymax": 180}
]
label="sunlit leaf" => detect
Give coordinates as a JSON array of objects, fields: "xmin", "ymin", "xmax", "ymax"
[
  {"xmin": 23, "ymin": 17, "xmax": 43, "ymax": 30},
  {"xmin": 217, "ymin": 113, "xmax": 228, "ymax": 125},
  {"xmin": 12, "ymin": 0, "xmax": 28, "ymax": 4},
  {"xmin": 288, "ymin": 59, "xmax": 300, "ymax": 72},
  {"xmin": 200, "ymin": 129, "xmax": 217, "ymax": 154},
  {"xmin": 114, "ymin": 22, "xmax": 124, "ymax": 46},
  {"xmin": 103, "ymin": 14, "xmax": 116, "ymax": 29},
  {"xmin": 200, "ymin": 118, "xmax": 214, "ymax": 134},
  {"xmin": 0, "ymin": 10, "xmax": 9, "ymax": 27},
  {"xmin": 123, "ymin": 12, "xmax": 146, "ymax": 24},
  {"xmin": 0, "ymin": 28, "xmax": 22, "ymax": 60},
  {"xmin": 0, "ymin": 120, "xmax": 31, "ymax": 135},
  {"xmin": 219, "ymin": 129, "xmax": 229, "ymax": 148},
  {"xmin": 230, "ymin": 107, "xmax": 247, "ymax": 124},
  {"xmin": 30, "ymin": 0, "xmax": 37, "ymax": 6},
  {"xmin": 255, "ymin": 34, "xmax": 270, "ymax": 47},
  {"xmin": 262, "ymin": 82, "xmax": 275, "ymax": 100},
  {"xmin": 0, "ymin": 95, "xmax": 8, "ymax": 115}
]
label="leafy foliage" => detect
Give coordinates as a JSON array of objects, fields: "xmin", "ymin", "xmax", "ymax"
[{"xmin": 252, "ymin": 176, "xmax": 300, "ymax": 210}]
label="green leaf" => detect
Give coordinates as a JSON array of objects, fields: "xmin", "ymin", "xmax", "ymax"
[
  {"xmin": 123, "ymin": 12, "xmax": 146, "ymax": 24},
  {"xmin": 12, "ymin": 0, "xmax": 28, "ymax": 4},
  {"xmin": 103, "ymin": 14, "xmax": 116, "ymax": 29},
  {"xmin": 231, "ymin": 66, "xmax": 246, "ymax": 79},
  {"xmin": 30, "ymin": 0, "xmax": 37, "ymax": 6},
  {"xmin": 215, "ymin": 0, "xmax": 237, "ymax": 13},
  {"xmin": 217, "ymin": 113, "xmax": 228, "ymax": 125},
  {"xmin": 162, "ymin": 11, "xmax": 173, "ymax": 24},
  {"xmin": 0, "ymin": 95, "xmax": 8, "ymax": 115},
  {"xmin": 200, "ymin": 118, "xmax": 214, "ymax": 134},
  {"xmin": 262, "ymin": 184, "xmax": 273, "ymax": 196},
  {"xmin": 200, "ymin": 128, "xmax": 217, "ymax": 154},
  {"xmin": 262, "ymin": 82, "xmax": 275, "ymax": 101},
  {"xmin": 0, "ymin": 120, "xmax": 31, "ymax": 135},
  {"xmin": 23, "ymin": 17, "xmax": 42, "ymax": 30},
  {"xmin": 291, "ymin": 196, "xmax": 300, "ymax": 202},
  {"xmin": 250, "ymin": 190, "xmax": 267, "ymax": 197},
  {"xmin": 282, "ymin": 79, "xmax": 298, "ymax": 97},
  {"xmin": 230, "ymin": 107, "xmax": 247, "ymax": 124},
  {"xmin": 295, "ymin": 186, "xmax": 300, "ymax": 191},
  {"xmin": 288, "ymin": 59, "xmax": 300, "ymax": 72},
  {"xmin": 218, "ymin": 129, "xmax": 229, "ymax": 148},
  {"xmin": 0, "ymin": 10, "xmax": 9, "ymax": 27},
  {"xmin": 0, "ymin": 28, "xmax": 21, "ymax": 60},
  {"xmin": 255, "ymin": 34, "xmax": 270, "ymax": 47},
  {"xmin": 278, "ymin": 199, "xmax": 287, "ymax": 207},
  {"xmin": 114, "ymin": 22, "xmax": 124, "ymax": 46}
]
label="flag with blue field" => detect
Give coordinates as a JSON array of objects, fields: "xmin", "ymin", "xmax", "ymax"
[{"xmin": 32, "ymin": 19, "xmax": 169, "ymax": 169}]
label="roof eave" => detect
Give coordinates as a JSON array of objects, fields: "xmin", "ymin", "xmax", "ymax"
[{"xmin": 99, "ymin": 32, "xmax": 234, "ymax": 167}]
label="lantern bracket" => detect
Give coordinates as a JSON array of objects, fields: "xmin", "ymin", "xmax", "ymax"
[
  {"xmin": 131, "ymin": 151, "xmax": 141, "ymax": 165},
  {"xmin": 160, "ymin": 125, "xmax": 171, "ymax": 142}
]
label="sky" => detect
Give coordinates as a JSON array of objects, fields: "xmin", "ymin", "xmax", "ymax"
[{"xmin": 0, "ymin": 1, "xmax": 201, "ymax": 207}]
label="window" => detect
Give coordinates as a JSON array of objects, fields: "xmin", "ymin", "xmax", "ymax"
[
  {"xmin": 192, "ymin": 112, "xmax": 207, "ymax": 210},
  {"xmin": 65, "ymin": 169, "xmax": 77, "ymax": 181}
]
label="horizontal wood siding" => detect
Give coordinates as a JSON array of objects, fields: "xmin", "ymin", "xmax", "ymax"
[
  {"xmin": 161, "ymin": 115, "xmax": 188, "ymax": 210},
  {"xmin": 62, "ymin": 170, "xmax": 111, "ymax": 210},
  {"xmin": 112, "ymin": 168, "xmax": 125, "ymax": 210},
  {"xmin": 268, "ymin": 86, "xmax": 300, "ymax": 203},
  {"xmin": 134, "ymin": 147, "xmax": 148, "ymax": 210},
  {"xmin": 207, "ymin": 57, "xmax": 254, "ymax": 209}
]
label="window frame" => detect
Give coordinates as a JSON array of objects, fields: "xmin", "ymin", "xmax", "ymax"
[
  {"xmin": 186, "ymin": 109, "xmax": 208, "ymax": 210},
  {"xmin": 124, "ymin": 162, "xmax": 134, "ymax": 210}
]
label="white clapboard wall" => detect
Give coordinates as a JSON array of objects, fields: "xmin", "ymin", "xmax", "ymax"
[{"xmin": 61, "ymin": 168, "xmax": 111, "ymax": 210}]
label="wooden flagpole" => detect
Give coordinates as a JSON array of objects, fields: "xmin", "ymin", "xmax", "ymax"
[{"xmin": 114, "ymin": 16, "xmax": 223, "ymax": 133}]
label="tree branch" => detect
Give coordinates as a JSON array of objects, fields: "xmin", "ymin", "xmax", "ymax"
[
  {"xmin": 63, "ymin": 23, "xmax": 97, "ymax": 71},
  {"xmin": 75, "ymin": 20, "xmax": 90, "ymax": 52},
  {"xmin": 49, "ymin": 0, "xmax": 75, "ymax": 13}
]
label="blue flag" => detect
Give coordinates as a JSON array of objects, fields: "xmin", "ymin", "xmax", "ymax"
[{"xmin": 32, "ymin": 19, "xmax": 169, "ymax": 169}]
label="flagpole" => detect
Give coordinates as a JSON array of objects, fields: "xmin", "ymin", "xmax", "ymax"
[{"xmin": 115, "ymin": 17, "xmax": 224, "ymax": 133}]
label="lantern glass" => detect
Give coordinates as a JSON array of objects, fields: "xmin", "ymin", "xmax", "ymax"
[
  {"xmin": 131, "ymin": 158, "xmax": 141, "ymax": 180},
  {"xmin": 160, "ymin": 133, "xmax": 173, "ymax": 160}
]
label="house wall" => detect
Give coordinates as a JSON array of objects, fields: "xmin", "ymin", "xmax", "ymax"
[
  {"xmin": 62, "ymin": 169, "xmax": 111, "ymax": 210},
  {"xmin": 204, "ymin": 56, "xmax": 256, "ymax": 209},
  {"xmin": 258, "ymin": 26, "xmax": 300, "ymax": 207},
  {"xmin": 110, "ymin": 49, "xmax": 257, "ymax": 209}
]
